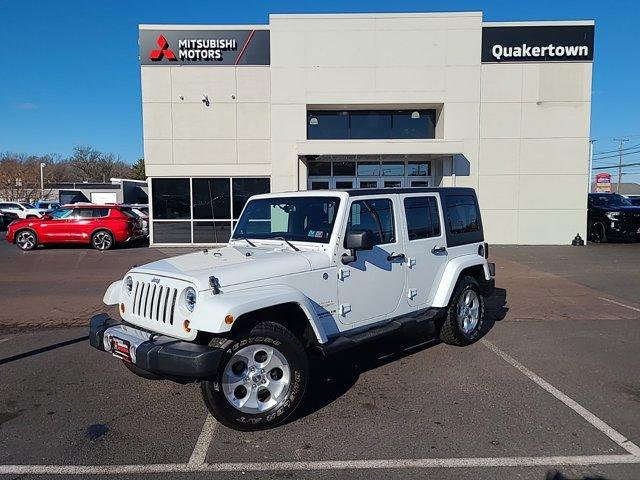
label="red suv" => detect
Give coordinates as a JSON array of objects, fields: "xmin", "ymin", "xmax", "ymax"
[{"xmin": 6, "ymin": 205, "xmax": 144, "ymax": 251}]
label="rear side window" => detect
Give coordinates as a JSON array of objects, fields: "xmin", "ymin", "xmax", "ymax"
[
  {"xmin": 77, "ymin": 209, "xmax": 94, "ymax": 218},
  {"xmin": 119, "ymin": 208, "xmax": 138, "ymax": 218},
  {"xmin": 404, "ymin": 196, "xmax": 441, "ymax": 240},
  {"xmin": 446, "ymin": 195, "xmax": 479, "ymax": 234},
  {"xmin": 346, "ymin": 198, "xmax": 395, "ymax": 245},
  {"xmin": 76, "ymin": 208, "xmax": 110, "ymax": 218}
]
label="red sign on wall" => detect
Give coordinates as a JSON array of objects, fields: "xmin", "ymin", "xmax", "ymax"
[{"xmin": 595, "ymin": 172, "xmax": 612, "ymax": 193}]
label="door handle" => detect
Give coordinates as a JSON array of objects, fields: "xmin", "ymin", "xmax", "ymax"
[
  {"xmin": 387, "ymin": 253, "xmax": 406, "ymax": 262},
  {"xmin": 431, "ymin": 246, "xmax": 446, "ymax": 254}
]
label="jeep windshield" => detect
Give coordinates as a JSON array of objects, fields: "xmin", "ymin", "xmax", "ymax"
[{"xmin": 233, "ymin": 196, "xmax": 341, "ymax": 244}]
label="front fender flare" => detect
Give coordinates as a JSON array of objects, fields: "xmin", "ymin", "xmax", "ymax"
[
  {"xmin": 103, "ymin": 280, "xmax": 123, "ymax": 305},
  {"xmin": 189, "ymin": 285, "xmax": 329, "ymax": 344},
  {"xmin": 431, "ymin": 257, "xmax": 491, "ymax": 308}
]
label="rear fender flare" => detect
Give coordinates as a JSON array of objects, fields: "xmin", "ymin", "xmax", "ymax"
[{"xmin": 431, "ymin": 257, "xmax": 491, "ymax": 308}]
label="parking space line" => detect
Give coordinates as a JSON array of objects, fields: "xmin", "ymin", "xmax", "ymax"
[
  {"xmin": 188, "ymin": 415, "xmax": 217, "ymax": 466},
  {"xmin": 0, "ymin": 454, "xmax": 639, "ymax": 475},
  {"xmin": 482, "ymin": 339, "xmax": 640, "ymax": 457},
  {"xmin": 599, "ymin": 297, "xmax": 640, "ymax": 313}
]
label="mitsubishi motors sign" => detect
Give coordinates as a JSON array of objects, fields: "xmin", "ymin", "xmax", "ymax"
[{"xmin": 139, "ymin": 28, "xmax": 270, "ymax": 66}]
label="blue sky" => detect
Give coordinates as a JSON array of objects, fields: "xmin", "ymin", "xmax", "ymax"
[{"xmin": 0, "ymin": 0, "xmax": 639, "ymax": 181}]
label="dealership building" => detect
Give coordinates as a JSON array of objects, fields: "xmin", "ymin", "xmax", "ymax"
[{"xmin": 139, "ymin": 12, "xmax": 595, "ymax": 245}]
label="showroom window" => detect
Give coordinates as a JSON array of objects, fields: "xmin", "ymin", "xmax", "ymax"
[
  {"xmin": 307, "ymin": 110, "xmax": 436, "ymax": 140},
  {"xmin": 151, "ymin": 177, "xmax": 270, "ymax": 245}
]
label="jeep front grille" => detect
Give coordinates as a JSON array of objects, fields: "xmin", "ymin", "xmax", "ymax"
[{"xmin": 132, "ymin": 281, "xmax": 178, "ymax": 325}]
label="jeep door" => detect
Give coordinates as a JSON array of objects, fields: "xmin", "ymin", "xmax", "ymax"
[
  {"xmin": 336, "ymin": 196, "xmax": 406, "ymax": 325},
  {"xmin": 400, "ymin": 193, "xmax": 448, "ymax": 307}
]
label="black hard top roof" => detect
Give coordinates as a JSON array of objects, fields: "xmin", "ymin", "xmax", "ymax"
[{"xmin": 345, "ymin": 187, "xmax": 477, "ymax": 197}]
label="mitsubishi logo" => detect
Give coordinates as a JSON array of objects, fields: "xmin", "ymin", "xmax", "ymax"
[{"xmin": 149, "ymin": 35, "xmax": 176, "ymax": 61}]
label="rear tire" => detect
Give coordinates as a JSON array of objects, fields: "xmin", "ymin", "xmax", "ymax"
[
  {"xmin": 15, "ymin": 229, "xmax": 38, "ymax": 251},
  {"xmin": 91, "ymin": 230, "xmax": 114, "ymax": 250},
  {"xmin": 201, "ymin": 321, "xmax": 309, "ymax": 431},
  {"xmin": 439, "ymin": 276, "xmax": 485, "ymax": 346}
]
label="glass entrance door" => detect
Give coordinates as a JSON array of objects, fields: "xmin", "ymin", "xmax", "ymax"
[
  {"xmin": 357, "ymin": 177, "xmax": 380, "ymax": 189},
  {"xmin": 306, "ymin": 156, "xmax": 436, "ymax": 190},
  {"xmin": 382, "ymin": 177, "xmax": 404, "ymax": 188},
  {"xmin": 334, "ymin": 177, "xmax": 355, "ymax": 189}
]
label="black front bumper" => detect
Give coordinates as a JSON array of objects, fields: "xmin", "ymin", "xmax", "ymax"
[{"xmin": 89, "ymin": 314, "xmax": 229, "ymax": 381}]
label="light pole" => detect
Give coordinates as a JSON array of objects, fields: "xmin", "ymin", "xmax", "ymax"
[
  {"xmin": 612, "ymin": 138, "xmax": 628, "ymax": 193},
  {"xmin": 40, "ymin": 162, "xmax": 46, "ymax": 199},
  {"xmin": 588, "ymin": 139, "xmax": 596, "ymax": 193}
]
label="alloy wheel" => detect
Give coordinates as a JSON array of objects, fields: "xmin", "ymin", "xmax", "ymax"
[
  {"xmin": 16, "ymin": 231, "xmax": 36, "ymax": 250},
  {"xmin": 456, "ymin": 289, "xmax": 480, "ymax": 335},
  {"xmin": 221, "ymin": 344, "xmax": 291, "ymax": 414},
  {"xmin": 93, "ymin": 232, "xmax": 112, "ymax": 250}
]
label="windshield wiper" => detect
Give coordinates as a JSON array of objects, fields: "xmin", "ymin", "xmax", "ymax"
[
  {"xmin": 234, "ymin": 236, "xmax": 256, "ymax": 247},
  {"xmin": 272, "ymin": 236, "xmax": 300, "ymax": 252}
]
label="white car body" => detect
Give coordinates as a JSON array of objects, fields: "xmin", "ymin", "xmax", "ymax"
[
  {"xmin": 102, "ymin": 189, "xmax": 493, "ymax": 345},
  {"xmin": 0, "ymin": 202, "xmax": 47, "ymax": 219}
]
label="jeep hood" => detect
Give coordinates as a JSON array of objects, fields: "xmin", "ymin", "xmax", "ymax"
[{"xmin": 130, "ymin": 246, "xmax": 330, "ymax": 291}]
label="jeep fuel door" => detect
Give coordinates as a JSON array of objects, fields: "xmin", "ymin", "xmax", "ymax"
[
  {"xmin": 337, "ymin": 197, "xmax": 406, "ymax": 325},
  {"xmin": 400, "ymin": 193, "xmax": 448, "ymax": 307}
]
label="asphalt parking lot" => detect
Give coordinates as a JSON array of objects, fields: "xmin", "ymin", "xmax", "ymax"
[{"xmin": 1, "ymin": 239, "xmax": 639, "ymax": 479}]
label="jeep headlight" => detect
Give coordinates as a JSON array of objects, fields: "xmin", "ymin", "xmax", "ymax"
[
  {"xmin": 605, "ymin": 211, "xmax": 620, "ymax": 221},
  {"xmin": 125, "ymin": 276, "xmax": 133, "ymax": 295},
  {"xmin": 184, "ymin": 287, "xmax": 197, "ymax": 312}
]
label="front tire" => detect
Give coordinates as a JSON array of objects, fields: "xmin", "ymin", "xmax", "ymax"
[
  {"xmin": 201, "ymin": 321, "xmax": 309, "ymax": 431},
  {"xmin": 439, "ymin": 276, "xmax": 485, "ymax": 346},
  {"xmin": 15, "ymin": 229, "xmax": 38, "ymax": 251},
  {"xmin": 91, "ymin": 230, "xmax": 114, "ymax": 250},
  {"xmin": 589, "ymin": 221, "xmax": 607, "ymax": 243}
]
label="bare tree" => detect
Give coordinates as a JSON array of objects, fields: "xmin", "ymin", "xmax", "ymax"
[
  {"xmin": 0, "ymin": 147, "xmax": 135, "ymax": 202},
  {"xmin": 69, "ymin": 146, "xmax": 132, "ymax": 182},
  {"xmin": 0, "ymin": 153, "xmax": 55, "ymax": 202}
]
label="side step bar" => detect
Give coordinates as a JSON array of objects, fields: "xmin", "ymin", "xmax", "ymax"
[{"xmin": 318, "ymin": 307, "xmax": 444, "ymax": 356}]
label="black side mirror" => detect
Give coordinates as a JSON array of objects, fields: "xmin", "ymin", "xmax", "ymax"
[{"xmin": 342, "ymin": 230, "xmax": 373, "ymax": 264}]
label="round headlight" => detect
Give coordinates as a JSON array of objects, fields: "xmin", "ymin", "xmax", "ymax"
[
  {"xmin": 184, "ymin": 287, "xmax": 197, "ymax": 312},
  {"xmin": 125, "ymin": 276, "xmax": 133, "ymax": 295}
]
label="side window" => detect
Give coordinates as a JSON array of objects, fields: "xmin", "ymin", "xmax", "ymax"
[
  {"xmin": 77, "ymin": 209, "xmax": 95, "ymax": 218},
  {"xmin": 98, "ymin": 208, "xmax": 110, "ymax": 217},
  {"xmin": 50, "ymin": 208, "xmax": 74, "ymax": 220},
  {"xmin": 404, "ymin": 196, "xmax": 441, "ymax": 240},
  {"xmin": 346, "ymin": 198, "xmax": 395, "ymax": 245},
  {"xmin": 446, "ymin": 195, "xmax": 479, "ymax": 234}
]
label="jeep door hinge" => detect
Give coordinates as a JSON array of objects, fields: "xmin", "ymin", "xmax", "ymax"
[
  {"xmin": 339, "ymin": 304, "xmax": 351, "ymax": 316},
  {"xmin": 407, "ymin": 288, "xmax": 418, "ymax": 300},
  {"xmin": 338, "ymin": 268, "xmax": 350, "ymax": 281},
  {"xmin": 407, "ymin": 257, "xmax": 416, "ymax": 268}
]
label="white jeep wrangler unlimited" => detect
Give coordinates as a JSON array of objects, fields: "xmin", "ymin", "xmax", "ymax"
[{"xmin": 90, "ymin": 188, "xmax": 495, "ymax": 431}]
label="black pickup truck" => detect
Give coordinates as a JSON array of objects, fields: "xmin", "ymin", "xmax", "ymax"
[{"xmin": 588, "ymin": 193, "xmax": 640, "ymax": 242}]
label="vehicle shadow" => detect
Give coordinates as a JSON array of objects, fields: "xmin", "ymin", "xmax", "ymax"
[
  {"xmin": 291, "ymin": 288, "xmax": 509, "ymax": 424},
  {"xmin": 32, "ymin": 238, "xmax": 150, "ymax": 251}
]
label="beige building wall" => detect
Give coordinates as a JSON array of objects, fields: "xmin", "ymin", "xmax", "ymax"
[
  {"xmin": 141, "ymin": 61, "xmax": 272, "ymax": 178},
  {"xmin": 479, "ymin": 61, "xmax": 592, "ymax": 244},
  {"xmin": 268, "ymin": 12, "xmax": 483, "ymax": 193},
  {"xmin": 140, "ymin": 15, "xmax": 594, "ymax": 245}
]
